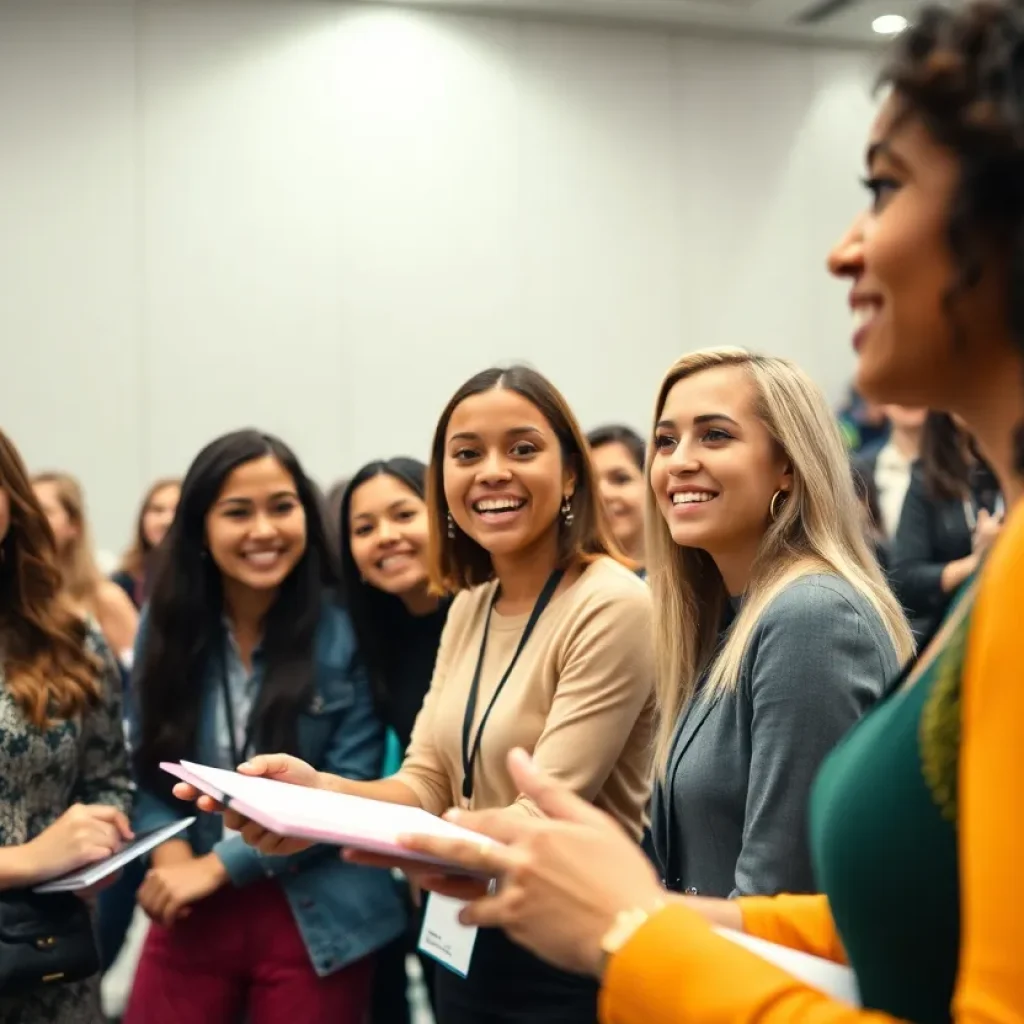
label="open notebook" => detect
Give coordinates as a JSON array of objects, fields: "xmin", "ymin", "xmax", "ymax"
[
  {"xmin": 715, "ymin": 927, "xmax": 861, "ymax": 1006},
  {"xmin": 161, "ymin": 761, "xmax": 499, "ymax": 875}
]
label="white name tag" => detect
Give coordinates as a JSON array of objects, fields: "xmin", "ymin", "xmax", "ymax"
[{"xmin": 418, "ymin": 893, "xmax": 478, "ymax": 977}]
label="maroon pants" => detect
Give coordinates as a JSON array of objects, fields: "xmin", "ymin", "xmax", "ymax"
[{"xmin": 124, "ymin": 879, "xmax": 373, "ymax": 1024}]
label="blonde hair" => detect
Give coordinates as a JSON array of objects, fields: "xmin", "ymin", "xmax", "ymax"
[
  {"xmin": 648, "ymin": 348, "xmax": 915, "ymax": 768},
  {"xmin": 31, "ymin": 472, "xmax": 104, "ymax": 618}
]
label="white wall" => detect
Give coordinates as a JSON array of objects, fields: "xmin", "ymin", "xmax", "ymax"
[{"xmin": 0, "ymin": 0, "xmax": 878, "ymax": 550}]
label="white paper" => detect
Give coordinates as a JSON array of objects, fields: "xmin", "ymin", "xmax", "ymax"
[
  {"xmin": 418, "ymin": 894, "xmax": 479, "ymax": 977},
  {"xmin": 714, "ymin": 927, "xmax": 861, "ymax": 1006},
  {"xmin": 162, "ymin": 760, "xmax": 499, "ymax": 872},
  {"xmin": 34, "ymin": 818, "xmax": 195, "ymax": 893}
]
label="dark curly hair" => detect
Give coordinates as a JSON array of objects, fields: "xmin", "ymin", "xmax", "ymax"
[{"xmin": 879, "ymin": 0, "xmax": 1024, "ymax": 471}]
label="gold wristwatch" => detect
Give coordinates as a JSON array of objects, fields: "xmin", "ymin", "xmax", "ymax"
[{"xmin": 598, "ymin": 900, "xmax": 666, "ymax": 977}]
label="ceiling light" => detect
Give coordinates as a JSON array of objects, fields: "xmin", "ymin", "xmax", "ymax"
[{"xmin": 872, "ymin": 14, "xmax": 908, "ymax": 35}]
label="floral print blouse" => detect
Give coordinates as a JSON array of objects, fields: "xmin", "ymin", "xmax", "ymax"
[{"xmin": 0, "ymin": 622, "xmax": 133, "ymax": 1024}]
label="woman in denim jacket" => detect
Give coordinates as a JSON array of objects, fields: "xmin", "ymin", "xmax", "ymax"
[{"xmin": 123, "ymin": 430, "xmax": 404, "ymax": 1024}]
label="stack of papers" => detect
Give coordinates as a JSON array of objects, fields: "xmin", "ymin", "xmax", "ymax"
[{"xmin": 161, "ymin": 761, "xmax": 499, "ymax": 874}]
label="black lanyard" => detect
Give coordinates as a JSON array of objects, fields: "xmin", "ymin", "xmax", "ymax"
[
  {"xmin": 219, "ymin": 639, "xmax": 257, "ymax": 767},
  {"xmin": 460, "ymin": 569, "xmax": 564, "ymax": 803}
]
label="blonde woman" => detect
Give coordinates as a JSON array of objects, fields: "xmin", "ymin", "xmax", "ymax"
[
  {"xmin": 646, "ymin": 348, "xmax": 914, "ymax": 897},
  {"xmin": 32, "ymin": 473, "xmax": 138, "ymax": 666}
]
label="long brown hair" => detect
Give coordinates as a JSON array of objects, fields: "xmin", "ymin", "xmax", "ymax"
[
  {"xmin": 120, "ymin": 477, "xmax": 181, "ymax": 581},
  {"xmin": 0, "ymin": 433, "xmax": 101, "ymax": 727},
  {"xmin": 426, "ymin": 365, "xmax": 626, "ymax": 592},
  {"xmin": 30, "ymin": 472, "xmax": 103, "ymax": 615}
]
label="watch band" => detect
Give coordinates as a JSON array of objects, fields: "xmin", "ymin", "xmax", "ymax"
[{"xmin": 598, "ymin": 900, "xmax": 666, "ymax": 977}]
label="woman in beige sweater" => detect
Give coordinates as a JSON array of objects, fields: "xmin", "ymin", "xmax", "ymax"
[{"xmin": 176, "ymin": 364, "xmax": 657, "ymax": 1024}]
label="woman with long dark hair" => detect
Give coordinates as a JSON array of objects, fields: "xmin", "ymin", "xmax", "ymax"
[
  {"xmin": 0, "ymin": 429, "xmax": 132, "ymax": 1024},
  {"xmin": 340, "ymin": 458, "xmax": 448, "ymax": 749},
  {"xmin": 338, "ymin": 457, "xmax": 447, "ymax": 1024},
  {"xmin": 890, "ymin": 412, "xmax": 1003, "ymax": 638},
  {"xmin": 124, "ymin": 429, "xmax": 403, "ymax": 1024}
]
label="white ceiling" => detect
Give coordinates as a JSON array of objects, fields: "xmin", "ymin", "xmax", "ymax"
[{"xmin": 361, "ymin": 0, "xmax": 923, "ymax": 45}]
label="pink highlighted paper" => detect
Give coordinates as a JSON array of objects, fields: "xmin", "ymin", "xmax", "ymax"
[{"xmin": 161, "ymin": 760, "xmax": 498, "ymax": 874}]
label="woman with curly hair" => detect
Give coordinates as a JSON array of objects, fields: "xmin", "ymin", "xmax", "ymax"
[
  {"xmin": 0, "ymin": 430, "xmax": 133, "ymax": 1024},
  {"xmin": 378, "ymin": 3, "xmax": 1024, "ymax": 1021}
]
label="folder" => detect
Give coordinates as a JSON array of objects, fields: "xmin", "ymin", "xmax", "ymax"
[
  {"xmin": 161, "ymin": 761, "xmax": 499, "ymax": 875},
  {"xmin": 34, "ymin": 817, "xmax": 195, "ymax": 893}
]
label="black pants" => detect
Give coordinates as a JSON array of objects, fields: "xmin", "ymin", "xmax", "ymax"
[
  {"xmin": 433, "ymin": 928, "xmax": 598, "ymax": 1024},
  {"xmin": 370, "ymin": 881, "xmax": 436, "ymax": 1024}
]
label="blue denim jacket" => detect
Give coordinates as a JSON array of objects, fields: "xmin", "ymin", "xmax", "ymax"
[{"xmin": 131, "ymin": 600, "xmax": 406, "ymax": 976}]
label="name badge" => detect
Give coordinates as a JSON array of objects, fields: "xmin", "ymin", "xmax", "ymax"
[{"xmin": 418, "ymin": 894, "xmax": 478, "ymax": 977}]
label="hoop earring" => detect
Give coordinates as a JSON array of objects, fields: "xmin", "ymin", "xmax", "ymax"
[
  {"xmin": 561, "ymin": 496, "xmax": 574, "ymax": 527},
  {"xmin": 447, "ymin": 511, "xmax": 456, "ymax": 539},
  {"xmin": 769, "ymin": 489, "xmax": 787, "ymax": 522}
]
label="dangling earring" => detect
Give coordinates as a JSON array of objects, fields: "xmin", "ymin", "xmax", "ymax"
[
  {"xmin": 769, "ymin": 489, "xmax": 787, "ymax": 521},
  {"xmin": 447, "ymin": 511, "xmax": 456, "ymax": 539},
  {"xmin": 561, "ymin": 496, "xmax": 574, "ymax": 527}
]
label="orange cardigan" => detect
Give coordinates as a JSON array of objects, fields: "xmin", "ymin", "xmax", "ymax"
[{"xmin": 600, "ymin": 505, "xmax": 1024, "ymax": 1024}]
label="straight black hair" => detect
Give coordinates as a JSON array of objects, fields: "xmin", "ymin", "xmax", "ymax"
[
  {"xmin": 132, "ymin": 429, "xmax": 335, "ymax": 797},
  {"xmin": 337, "ymin": 458, "xmax": 430, "ymax": 711}
]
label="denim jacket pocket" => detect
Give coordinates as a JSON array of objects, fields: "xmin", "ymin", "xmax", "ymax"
[{"xmin": 297, "ymin": 684, "xmax": 355, "ymax": 767}]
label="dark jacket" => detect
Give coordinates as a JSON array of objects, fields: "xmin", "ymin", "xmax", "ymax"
[
  {"xmin": 889, "ymin": 466, "xmax": 974, "ymax": 641},
  {"xmin": 652, "ymin": 574, "xmax": 899, "ymax": 898}
]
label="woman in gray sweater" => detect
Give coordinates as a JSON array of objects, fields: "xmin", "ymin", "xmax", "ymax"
[{"xmin": 648, "ymin": 348, "xmax": 914, "ymax": 898}]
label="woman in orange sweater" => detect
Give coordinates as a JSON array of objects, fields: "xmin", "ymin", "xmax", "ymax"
[{"xmin": 392, "ymin": 2, "xmax": 1024, "ymax": 1021}]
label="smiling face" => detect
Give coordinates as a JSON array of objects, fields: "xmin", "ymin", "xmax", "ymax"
[
  {"xmin": 829, "ymin": 94, "xmax": 1007, "ymax": 410},
  {"xmin": 204, "ymin": 455, "xmax": 306, "ymax": 595},
  {"xmin": 443, "ymin": 387, "xmax": 575, "ymax": 563},
  {"xmin": 650, "ymin": 365, "xmax": 791, "ymax": 573},
  {"xmin": 142, "ymin": 483, "xmax": 180, "ymax": 549},
  {"xmin": 348, "ymin": 472, "xmax": 430, "ymax": 599},
  {"xmin": 591, "ymin": 441, "xmax": 645, "ymax": 556}
]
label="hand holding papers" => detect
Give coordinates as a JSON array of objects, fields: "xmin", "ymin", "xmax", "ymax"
[
  {"xmin": 34, "ymin": 819, "xmax": 194, "ymax": 894},
  {"xmin": 162, "ymin": 761, "xmax": 500, "ymax": 875}
]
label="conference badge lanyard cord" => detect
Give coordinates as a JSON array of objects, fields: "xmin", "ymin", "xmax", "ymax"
[
  {"xmin": 218, "ymin": 636, "xmax": 258, "ymax": 841},
  {"xmin": 419, "ymin": 567, "xmax": 565, "ymax": 978}
]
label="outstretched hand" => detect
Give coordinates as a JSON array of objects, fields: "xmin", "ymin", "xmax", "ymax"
[
  {"xmin": 171, "ymin": 754, "xmax": 322, "ymax": 856},
  {"xmin": 393, "ymin": 748, "xmax": 668, "ymax": 977}
]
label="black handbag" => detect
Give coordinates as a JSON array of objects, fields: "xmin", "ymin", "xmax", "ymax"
[{"xmin": 0, "ymin": 890, "xmax": 99, "ymax": 995}]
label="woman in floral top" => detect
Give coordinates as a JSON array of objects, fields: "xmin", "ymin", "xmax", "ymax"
[{"xmin": 0, "ymin": 428, "xmax": 133, "ymax": 1024}]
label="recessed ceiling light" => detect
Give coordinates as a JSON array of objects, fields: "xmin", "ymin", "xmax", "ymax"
[{"xmin": 872, "ymin": 14, "xmax": 908, "ymax": 34}]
